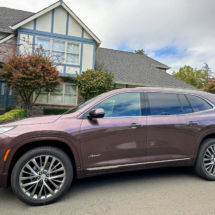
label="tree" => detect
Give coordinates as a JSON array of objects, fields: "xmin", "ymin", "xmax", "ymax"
[
  {"xmin": 74, "ymin": 69, "xmax": 114, "ymax": 101},
  {"xmin": 135, "ymin": 49, "xmax": 145, "ymax": 55},
  {"xmin": 202, "ymin": 63, "xmax": 214, "ymax": 82},
  {"xmin": 172, "ymin": 65, "xmax": 207, "ymax": 89},
  {"xmin": 0, "ymin": 38, "xmax": 62, "ymax": 116},
  {"xmin": 203, "ymin": 78, "xmax": 215, "ymax": 93}
]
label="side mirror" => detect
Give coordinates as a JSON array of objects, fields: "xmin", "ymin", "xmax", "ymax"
[{"xmin": 88, "ymin": 108, "xmax": 105, "ymax": 119}]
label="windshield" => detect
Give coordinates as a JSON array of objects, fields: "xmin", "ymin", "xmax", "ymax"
[{"xmin": 64, "ymin": 93, "xmax": 105, "ymax": 114}]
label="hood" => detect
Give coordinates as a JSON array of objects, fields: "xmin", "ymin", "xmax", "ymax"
[{"xmin": 0, "ymin": 115, "xmax": 62, "ymax": 126}]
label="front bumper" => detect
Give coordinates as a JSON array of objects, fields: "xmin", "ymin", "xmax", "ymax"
[{"xmin": 0, "ymin": 173, "xmax": 8, "ymax": 188}]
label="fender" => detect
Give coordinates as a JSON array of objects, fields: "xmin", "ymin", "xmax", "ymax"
[
  {"xmin": 3, "ymin": 131, "xmax": 82, "ymax": 174},
  {"xmin": 194, "ymin": 128, "xmax": 215, "ymax": 158}
]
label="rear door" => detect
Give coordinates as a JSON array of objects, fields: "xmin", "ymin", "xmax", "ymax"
[
  {"xmin": 79, "ymin": 92, "xmax": 147, "ymax": 174},
  {"xmin": 146, "ymin": 92, "xmax": 204, "ymax": 168}
]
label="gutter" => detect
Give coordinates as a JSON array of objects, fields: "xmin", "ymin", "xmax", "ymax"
[
  {"xmin": 0, "ymin": 28, "xmax": 13, "ymax": 34},
  {"xmin": 0, "ymin": 34, "xmax": 15, "ymax": 44}
]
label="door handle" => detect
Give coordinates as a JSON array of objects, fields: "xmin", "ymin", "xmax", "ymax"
[
  {"xmin": 187, "ymin": 121, "xmax": 199, "ymax": 126},
  {"xmin": 128, "ymin": 123, "xmax": 142, "ymax": 129}
]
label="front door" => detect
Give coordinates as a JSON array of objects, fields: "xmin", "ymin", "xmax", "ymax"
[
  {"xmin": 146, "ymin": 92, "xmax": 205, "ymax": 168},
  {"xmin": 0, "ymin": 81, "xmax": 13, "ymax": 113},
  {"xmin": 0, "ymin": 81, "xmax": 5, "ymax": 110},
  {"xmin": 79, "ymin": 92, "xmax": 147, "ymax": 174}
]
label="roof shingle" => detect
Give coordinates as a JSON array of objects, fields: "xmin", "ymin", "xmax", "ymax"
[
  {"xmin": 95, "ymin": 48, "xmax": 197, "ymax": 90},
  {"xmin": 0, "ymin": 7, "xmax": 34, "ymax": 32}
]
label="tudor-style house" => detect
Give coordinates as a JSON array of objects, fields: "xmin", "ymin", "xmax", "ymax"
[{"xmin": 0, "ymin": 0, "xmax": 196, "ymax": 115}]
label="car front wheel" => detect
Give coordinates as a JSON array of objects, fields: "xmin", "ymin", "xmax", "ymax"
[{"xmin": 11, "ymin": 146, "xmax": 73, "ymax": 206}]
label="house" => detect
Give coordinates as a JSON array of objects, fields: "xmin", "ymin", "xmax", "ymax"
[{"xmin": 0, "ymin": 0, "xmax": 196, "ymax": 115}]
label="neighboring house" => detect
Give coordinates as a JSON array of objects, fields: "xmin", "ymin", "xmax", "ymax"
[{"xmin": 0, "ymin": 0, "xmax": 196, "ymax": 115}]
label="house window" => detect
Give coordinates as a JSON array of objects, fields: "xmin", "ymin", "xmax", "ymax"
[
  {"xmin": 36, "ymin": 37, "xmax": 80, "ymax": 65},
  {"xmin": 35, "ymin": 83, "xmax": 77, "ymax": 106}
]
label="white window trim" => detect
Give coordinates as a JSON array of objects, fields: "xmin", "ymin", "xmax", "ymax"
[
  {"xmin": 35, "ymin": 36, "xmax": 81, "ymax": 65},
  {"xmin": 34, "ymin": 83, "xmax": 78, "ymax": 106}
]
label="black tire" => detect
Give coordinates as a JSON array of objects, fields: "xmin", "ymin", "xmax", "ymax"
[
  {"xmin": 11, "ymin": 146, "xmax": 73, "ymax": 206},
  {"xmin": 195, "ymin": 138, "xmax": 215, "ymax": 180}
]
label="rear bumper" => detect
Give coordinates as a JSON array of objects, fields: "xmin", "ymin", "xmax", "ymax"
[{"xmin": 0, "ymin": 173, "xmax": 8, "ymax": 188}]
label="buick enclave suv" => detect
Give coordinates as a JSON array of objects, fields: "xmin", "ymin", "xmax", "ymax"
[{"xmin": 1, "ymin": 87, "xmax": 215, "ymax": 205}]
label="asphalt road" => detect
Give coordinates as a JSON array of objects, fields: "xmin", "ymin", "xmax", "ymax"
[{"xmin": 0, "ymin": 167, "xmax": 214, "ymax": 215}]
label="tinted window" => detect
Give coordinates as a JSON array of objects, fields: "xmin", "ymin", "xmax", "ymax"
[
  {"xmin": 147, "ymin": 93, "xmax": 182, "ymax": 115},
  {"xmin": 94, "ymin": 93, "xmax": 141, "ymax": 117},
  {"xmin": 186, "ymin": 95, "xmax": 212, "ymax": 112},
  {"xmin": 178, "ymin": 94, "xmax": 193, "ymax": 114}
]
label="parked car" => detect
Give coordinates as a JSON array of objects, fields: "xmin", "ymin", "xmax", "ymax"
[{"xmin": 1, "ymin": 87, "xmax": 215, "ymax": 205}]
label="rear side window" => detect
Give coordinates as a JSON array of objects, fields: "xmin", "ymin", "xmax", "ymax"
[
  {"xmin": 178, "ymin": 94, "xmax": 193, "ymax": 114},
  {"xmin": 147, "ymin": 93, "xmax": 182, "ymax": 115},
  {"xmin": 186, "ymin": 95, "xmax": 212, "ymax": 112}
]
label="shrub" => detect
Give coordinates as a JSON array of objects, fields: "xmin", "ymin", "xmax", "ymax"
[
  {"xmin": 74, "ymin": 69, "xmax": 114, "ymax": 101},
  {"xmin": 43, "ymin": 108, "xmax": 69, "ymax": 115},
  {"xmin": 5, "ymin": 106, "xmax": 12, "ymax": 110},
  {"xmin": 0, "ymin": 109, "xmax": 27, "ymax": 122}
]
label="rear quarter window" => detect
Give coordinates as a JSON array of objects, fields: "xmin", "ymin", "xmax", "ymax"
[{"xmin": 186, "ymin": 95, "xmax": 212, "ymax": 112}]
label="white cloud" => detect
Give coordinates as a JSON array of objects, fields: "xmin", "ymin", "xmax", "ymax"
[{"xmin": 0, "ymin": 0, "xmax": 215, "ymax": 74}]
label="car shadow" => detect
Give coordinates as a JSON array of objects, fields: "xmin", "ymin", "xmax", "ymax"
[
  {"xmin": 0, "ymin": 166, "xmax": 200, "ymax": 207},
  {"xmin": 61, "ymin": 166, "xmax": 199, "ymax": 201}
]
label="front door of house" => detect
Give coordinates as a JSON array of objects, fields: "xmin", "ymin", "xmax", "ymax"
[{"xmin": 0, "ymin": 80, "xmax": 13, "ymax": 113}]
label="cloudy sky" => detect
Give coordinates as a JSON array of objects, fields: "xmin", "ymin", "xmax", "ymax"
[{"xmin": 1, "ymin": 0, "xmax": 215, "ymax": 74}]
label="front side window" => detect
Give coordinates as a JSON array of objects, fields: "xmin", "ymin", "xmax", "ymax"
[
  {"xmin": 186, "ymin": 95, "xmax": 212, "ymax": 112},
  {"xmin": 35, "ymin": 83, "xmax": 77, "ymax": 106},
  {"xmin": 37, "ymin": 37, "xmax": 80, "ymax": 65},
  {"xmin": 93, "ymin": 93, "xmax": 141, "ymax": 117},
  {"xmin": 147, "ymin": 93, "xmax": 182, "ymax": 116}
]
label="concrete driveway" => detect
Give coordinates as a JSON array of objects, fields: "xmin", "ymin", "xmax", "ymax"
[{"xmin": 0, "ymin": 167, "xmax": 214, "ymax": 215}]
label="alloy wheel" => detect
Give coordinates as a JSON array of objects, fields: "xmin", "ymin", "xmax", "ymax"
[
  {"xmin": 204, "ymin": 145, "xmax": 215, "ymax": 176},
  {"xmin": 19, "ymin": 155, "xmax": 66, "ymax": 199}
]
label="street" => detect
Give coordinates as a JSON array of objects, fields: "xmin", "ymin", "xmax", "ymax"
[{"xmin": 0, "ymin": 167, "xmax": 214, "ymax": 215}]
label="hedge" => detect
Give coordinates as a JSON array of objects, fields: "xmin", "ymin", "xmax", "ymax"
[
  {"xmin": 0, "ymin": 109, "xmax": 27, "ymax": 122},
  {"xmin": 43, "ymin": 108, "xmax": 69, "ymax": 115}
]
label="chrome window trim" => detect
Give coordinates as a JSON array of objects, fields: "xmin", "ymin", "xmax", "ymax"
[
  {"xmin": 86, "ymin": 158, "xmax": 191, "ymax": 171},
  {"xmin": 78, "ymin": 90, "xmax": 215, "ymax": 119},
  {"xmin": 146, "ymin": 108, "xmax": 215, "ymax": 118},
  {"xmin": 146, "ymin": 91, "xmax": 215, "ymax": 117},
  {"xmin": 78, "ymin": 91, "xmax": 144, "ymax": 119}
]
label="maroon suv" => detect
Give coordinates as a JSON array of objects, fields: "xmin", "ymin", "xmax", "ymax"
[{"xmin": 1, "ymin": 87, "xmax": 215, "ymax": 205}]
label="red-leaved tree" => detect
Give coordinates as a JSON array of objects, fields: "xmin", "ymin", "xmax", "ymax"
[
  {"xmin": 204, "ymin": 78, "xmax": 215, "ymax": 93},
  {"xmin": 0, "ymin": 36, "xmax": 62, "ymax": 116}
]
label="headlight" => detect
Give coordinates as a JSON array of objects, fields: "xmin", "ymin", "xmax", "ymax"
[{"xmin": 0, "ymin": 126, "xmax": 16, "ymax": 134}]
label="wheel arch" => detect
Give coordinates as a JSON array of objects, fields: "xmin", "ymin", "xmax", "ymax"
[
  {"xmin": 6, "ymin": 139, "xmax": 79, "ymax": 187},
  {"xmin": 195, "ymin": 132, "xmax": 215, "ymax": 161}
]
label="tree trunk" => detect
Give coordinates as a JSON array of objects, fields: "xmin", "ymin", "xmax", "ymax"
[
  {"xmin": 27, "ymin": 109, "xmax": 31, "ymax": 117},
  {"xmin": 26, "ymin": 106, "xmax": 31, "ymax": 117}
]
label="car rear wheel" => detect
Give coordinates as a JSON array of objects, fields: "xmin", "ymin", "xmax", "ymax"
[
  {"xmin": 11, "ymin": 146, "xmax": 73, "ymax": 206},
  {"xmin": 195, "ymin": 138, "xmax": 215, "ymax": 180}
]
